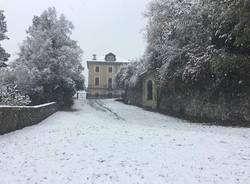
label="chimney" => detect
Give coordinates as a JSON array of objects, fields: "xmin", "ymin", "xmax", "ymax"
[{"xmin": 92, "ymin": 54, "xmax": 97, "ymax": 60}]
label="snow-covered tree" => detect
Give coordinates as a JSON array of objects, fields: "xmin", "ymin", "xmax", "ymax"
[
  {"xmin": 14, "ymin": 7, "xmax": 84, "ymax": 106},
  {"xmin": 0, "ymin": 10, "xmax": 10, "ymax": 62},
  {"xmin": 204, "ymin": 0, "xmax": 250, "ymax": 54},
  {"xmin": 117, "ymin": 0, "xmax": 209, "ymax": 88},
  {"xmin": 142, "ymin": 0, "xmax": 250, "ymax": 84},
  {"xmin": 145, "ymin": 0, "xmax": 205, "ymax": 67},
  {"xmin": 116, "ymin": 59, "xmax": 148, "ymax": 89},
  {"xmin": 118, "ymin": 0, "xmax": 250, "ymax": 98}
]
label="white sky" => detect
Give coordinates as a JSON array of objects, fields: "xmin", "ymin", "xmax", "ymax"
[{"xmin": 1, "ymin": 0, "xmax": 150, "ymax": 76}]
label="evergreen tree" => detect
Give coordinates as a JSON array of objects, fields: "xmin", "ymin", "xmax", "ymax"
[
  {"xmin": 0, "ymin": 10, "xmax": 10, "ymax": 62},
  {"xmin": 14, "ymin": 7, "xmax": 84, "ymax": 106}
]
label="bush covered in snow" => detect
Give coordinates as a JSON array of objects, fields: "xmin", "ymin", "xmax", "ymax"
[
  {"xmin": 0, "ymin": 84, "xmax": 31, "ymax": 106},
  {"xmin": 13, "ymin": 8, "xmax": 84, "ymax": 107},
  {"xmin": 0, "ymin": 67, "xmax": 31, "ymax": 106}
]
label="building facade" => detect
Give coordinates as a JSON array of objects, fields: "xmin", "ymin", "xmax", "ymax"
[{"xmin": 87, "ymin": 53, "xmax": 129, "ymax": 98}]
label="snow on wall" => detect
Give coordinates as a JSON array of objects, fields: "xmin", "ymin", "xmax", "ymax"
[
  {"xmin": 0, "ymin": 102, "xmax": 58, "ymax": 135},
  {"xmin": 0, "ymin": 102, "xmax": 56, "ymax": 109}
]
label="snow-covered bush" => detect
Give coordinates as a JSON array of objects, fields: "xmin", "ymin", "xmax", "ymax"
[
  {"xmin": 13, "ymin": 7, "xmax": 84, "ymax": 107},
  {"xmin": 0, "ymin": 84, "xmax": 31, "ymax": 106},
  {"xmin": 0, "ymin": 67, "xmax": 31, "ymax": 106}
]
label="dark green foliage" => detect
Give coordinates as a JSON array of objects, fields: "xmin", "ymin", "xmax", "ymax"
[
  {"xmin": 204, "ymin": 0, "xmax": 250, "ymax": 54},
  {"xmin": 0, "ymin": 10, "xmax": 10, "ymax": 62},
  {"xmin": 48, "ymin": 79, "xmax": 76, "ymax": 107},
  {"xmin": 74, "ymin": 76, "xmax": 85, "ymax": 91}
]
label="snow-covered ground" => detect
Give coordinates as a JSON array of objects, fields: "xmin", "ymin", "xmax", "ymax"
[{"xmin": 0, "ymin": 98, "xmax": 250, "ymax": 184}]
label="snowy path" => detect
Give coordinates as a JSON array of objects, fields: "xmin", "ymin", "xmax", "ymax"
[{"xmin": 0, "ymin": 99, "xmax": 250, "ymax": 184}]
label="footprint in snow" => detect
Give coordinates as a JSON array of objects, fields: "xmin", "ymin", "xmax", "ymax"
[
  {"xmin": 176, "ymin": 144, "xmax": 183, "ymax": 147},
  {"xmin": 219, "ymin": 141, "xmax": 228, "ymax": 144},
  {"xmin": 97, "ymin": 159, "xmax": 105, "ymax": 163}
]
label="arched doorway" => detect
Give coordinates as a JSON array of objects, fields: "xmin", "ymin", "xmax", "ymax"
[{"xmin": 147, "ymin": 80, "xmax": 153, "ymax": 100}]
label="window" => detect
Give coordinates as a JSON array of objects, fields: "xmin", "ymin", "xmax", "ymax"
[
  {"xmin": 95, "ymin": 77, "xmax": 100, "ymax": 86},
  {"xmin": 95, "ymin": 66, "xmax": 99, "ymax": 72},
  {"xmin": 108, "ymin": 78, "xmax": 112, "ymax": 89},
  {"xmin": 108, "ymin": 67, "xmax": 112, "ymax": 73},
  {"xmin": 147, "ymin": 80, "xmax": 153, "ymax": 100},
  {"xmin": 105, "ymin": 53, "xmax": 116, "ymax": 61},
  {"xmin": 107, "ymin": 56, "xmax": 115, "ymax": 61}
]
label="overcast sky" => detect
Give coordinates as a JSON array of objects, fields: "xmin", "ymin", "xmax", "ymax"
[{"xmin": 1, "ymin": 0, "xmax": 149, "ymax": 63}]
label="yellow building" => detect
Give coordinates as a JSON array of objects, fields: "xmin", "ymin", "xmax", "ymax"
[{"xmin": 87, "ymin": 52, "xmax": 129, "ymax": 98}]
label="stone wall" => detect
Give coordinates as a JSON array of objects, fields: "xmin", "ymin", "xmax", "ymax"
[
  {"xmin": 0, "ymin": 102, "xmax": 58, "ymax": 135},
  {"xmin": 123, "ymin": 83, "xmax": 143, "ymax": 107},
  {"xmin": 122, "ymin": 79, "xmax": 250, "ymax": 127},
  {"xmin": 158, "ymin": 81, "xmax": 250, "ymax": 127}
]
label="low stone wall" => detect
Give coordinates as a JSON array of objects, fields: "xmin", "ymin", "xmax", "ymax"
[{"xmin": 0, "ymin": 102, "xmax": 58, "ymax": 135}]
